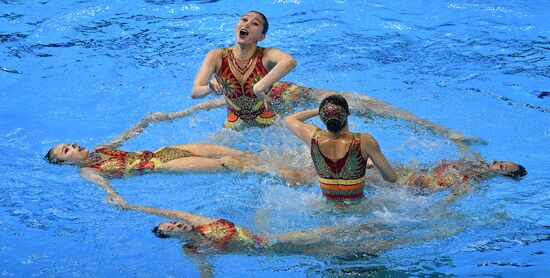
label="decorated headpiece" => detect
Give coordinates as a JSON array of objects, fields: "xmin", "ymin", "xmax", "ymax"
[{"xmin": 320, "ymin": 103, "xmax": 348, "ymax": 125}]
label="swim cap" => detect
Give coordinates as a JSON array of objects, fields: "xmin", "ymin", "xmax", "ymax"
[
  {"xmin": 319, "ymin": 95, "xmax": 350, "ymax": 133},
  {"xmin": 320, "ymin": 103, "xmax": 347, "ymax": 127}
]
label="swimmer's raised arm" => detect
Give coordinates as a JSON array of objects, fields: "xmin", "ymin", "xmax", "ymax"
[
  {"xmin": 284, "ymin": 108, "xmax": 319, "ymax": 145},
  {"xmin": 191, "ymin": 49, "xmax": 223, "ymax": 99},
  {"xmin": 100, "ymin": 98, "xmax": 225, "ymax": 149}
]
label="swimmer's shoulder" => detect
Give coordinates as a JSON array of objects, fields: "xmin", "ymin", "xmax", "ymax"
[
  {"xmin": 205, "ymin": 48, "xmax": 226, "ymax": 59},
  {"xmin": 359, "ymin": 133, "xmax": 380, "ymax": 149}
]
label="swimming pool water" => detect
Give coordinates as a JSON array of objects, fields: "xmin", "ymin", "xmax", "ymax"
[{"xmin": 1, "ymin": 0, "xmax": 549, "ymax": 276}]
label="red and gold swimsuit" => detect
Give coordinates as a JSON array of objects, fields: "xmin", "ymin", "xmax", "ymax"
[
  {"xmin": 405, "ymin": 162, "xmax": 470, "ymax": 188},
  {"xmin": 218, "ymin": 47, "xmax": 312, "ymax": 128},
  {"xmin": 194, "ymin": 219, "xmax": 268, "ymax": 250},
  {"xmin": 87, "ymin": 147, "xmax": 192, "ymax": 178},
  {"xmin": 310, "ymin": 131, "xmax": 368, "ymax": 201}
]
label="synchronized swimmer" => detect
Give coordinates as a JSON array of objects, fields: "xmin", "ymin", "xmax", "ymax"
[
  {"xmin": 285, "ymin": 95, "xmax": 397, "ymax": 205},
  {"xmin": 44, "ymin": 141, "xmax": 308, "ymax": 204},
  {"xmin": 190, "ymin": 11, "xmax": 312, "ymax": 129}
]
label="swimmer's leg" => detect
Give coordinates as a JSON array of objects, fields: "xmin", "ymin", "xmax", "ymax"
[
  {"xmin": 220, "ymin": 155, "xmax": 311, "ymax": 185},
  {"xmin": 170, "ymin": 143, "xmax": 246, "ymax": 157},
  {"xmin": 159, "ymin": 157, "xmax": 226, "ymax": 172},
  {"xmin": 220, "ymin": 154, "xmax": 268, "ymax": 173},
  {"xmin": 278, "ymin": 224, "xmax": 390, "ymax": 246}
]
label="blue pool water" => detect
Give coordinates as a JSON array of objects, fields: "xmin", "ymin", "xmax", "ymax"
[{"xmin": 1, "ymin": 0, "xmax": 549, "ymax": 276}]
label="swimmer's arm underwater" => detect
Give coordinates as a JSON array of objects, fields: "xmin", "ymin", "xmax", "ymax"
[
  {"xmin": 100, "ymin": 98, "xmax": 225, "ymax": 149},
  {"xmin": 445, "ymin": 183, "xmax": 472, "ymax": 203},
  {"xmin": 80, "ymin": 167, "xmax": 128, "ymax": 207}
]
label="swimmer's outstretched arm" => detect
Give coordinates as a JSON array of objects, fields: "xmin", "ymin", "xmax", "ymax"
[
  {"xmin": 315, "ymin": 89, "xmax": 481, "ymax": 144},
  {"xmin": 125, "ymin": 204, "xmax": 218, "ymax": 227},
  {"xmin": 80, "ymin": 168, "xmax": 128, "ymax": 207},
  {"xmin": 100, "ymin": 98, "xmax": 225, "ymax": 149}
]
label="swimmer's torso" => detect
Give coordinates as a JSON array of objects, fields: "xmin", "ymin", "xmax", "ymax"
[
  {"xmin": 86, "ymin": 147, "xmax": 193, "ymax": 177},
  {"xmin": 218, "ymin": 47, "xmax": 275, "ymax": 127},
  {"xmin": 193, "ymin": 219, "xmax": 268, "ymax": 251},
  {"xmin": 310, "ymin": 131, "xmax": 368, "ymax": 201},
  {"xmin": 217, "ymin": 47, "xmax": 313, "ymax": 128},
  {"xmin": 401, "ymin": 161, "xmax": 484, "ymax": 189}
]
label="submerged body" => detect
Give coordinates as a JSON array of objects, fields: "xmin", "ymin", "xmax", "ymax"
[
  {"xmin": 45, "ymin": 142, "xmax": 308, "ymax": 205},
  {"xmin": 398, "ymin": 159, "xmax": 526, "ymax": 191},
  {"xmin": 129, "ymin": 204, "xmax": 394, "ymax": 256}
]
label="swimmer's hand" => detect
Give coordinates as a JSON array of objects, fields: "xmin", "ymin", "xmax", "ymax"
[
  {"xmin": 208, "ymin": 75, "xmax": 225, "ymax": 95},
  {"xmin": 253, "ymin": 81, "xmax": 273, "ymax": 110},
  {"xmin": 106, "ymin": 194, "xmax": 129, "ymax": 209},
  {"xmin": 450, "ymin": 132, "xmax": 486, "ymax": 145}
]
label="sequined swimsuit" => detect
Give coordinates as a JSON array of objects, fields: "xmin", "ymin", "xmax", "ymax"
[
  {"xmin": 194, "ymin": 219, "xmax": 268, "ymax": 250},
  {"xmin": 87, "ymin": 147, "xmax": 193, "ymax": 177},
  {"xmin": 404, "ymin": 162, "xmax": 472, "ymax": 188},
  {"xmin": 310, "ymin": 131, "xmax": 368, "ymax": 201},
  {"xmin": 218, "ymin": 47, "xmax": 312, "ymax": 128}
]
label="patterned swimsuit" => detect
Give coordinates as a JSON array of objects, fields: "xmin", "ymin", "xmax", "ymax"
[
  {"xmin": 194, "ymin": 219, "xmax": 268, "ymax": 250},
  {"xmin": 218, "ymin": 47, "xmax": 312, "ymax": 129},
  {"xmin": 404, "ymin": 162, "xmax": 472, "ymax": 188},
  {"xmin": 310, "ymin": 131, "xmax": 368, "ymax": 201},
  {"xmin": 87, "ymin": 147, "xmax": 193, "ymax": 177}
]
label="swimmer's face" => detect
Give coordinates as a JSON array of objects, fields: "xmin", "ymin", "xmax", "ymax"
[
  {"xmin": 490, "ymin": 160, "xmax": 520, "ymax": 175},
  {"xmin": 156, "ymin": 221, "xmax": 193, "ymax": 237},
  {"xmin": 235, "ymin": 12, "xmax": 266, "ymax": 44},
  {"xmin": 50, "ymin": 143, "xmax": 89, "ymax": 165}
]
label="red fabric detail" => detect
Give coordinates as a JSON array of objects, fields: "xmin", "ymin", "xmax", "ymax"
[
  {"xmin": 136, "ymin": 151, "xmax": 154, "ymax": 174},
  {"xmin": 219, "ymin": 47, "xmax": 271, "ymax": 121},
  {"xmin": 322, "ymin": 191, "xmax": 364, "ymax": 200},
  {"xmin": 88, "ymin": 148, "xmax": 128, "ymax": 177},
  {"xmin": 226, "ymin": 110, "xmax": 239, "ymax": 122},
  {"xmin": 312, "ymin": 135, "xmax": 366, "ymax": 179},
  {"xmin": 194, "ymin": 219, "xmax": 237, "ymax": 249}
]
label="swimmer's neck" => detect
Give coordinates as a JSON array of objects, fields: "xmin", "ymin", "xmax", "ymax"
[
  {"xmin": 327, "ymin": 126, "xmax": 350, "ymax": 139},
  {"xmin": 233, "ymin": 43, "xmax": 258, "ymax": 59}
]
